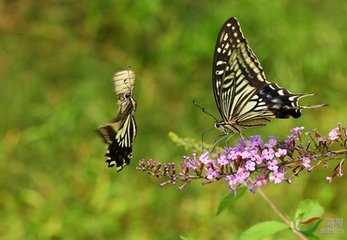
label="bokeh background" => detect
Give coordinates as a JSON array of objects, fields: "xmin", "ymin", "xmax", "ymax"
[{"xmin": 1, "ymin": 0, "xmax": 346, "ymax": 239}]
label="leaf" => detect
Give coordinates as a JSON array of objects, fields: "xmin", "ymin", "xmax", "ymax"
[
  {"xmin": 300, "ymin": 218, "xmax": 323, "ymax": 237},
  {"xmin": 306, "ymin": 235, "xmax": 320, "ymax": 240},
  {"xmin": 238, "ymin": 221, "xmax": 289, "ymax": 240},
  {"xmin": 294, "ymin": 200, "xmax": 324, "ymax": 237},
  {"xmin": 295, "ymin": 200, "xmax": 324, "ymax": 223},
  {"xmin": 216, "ymin": 186, "xmax": 247, "ymax": 216}
]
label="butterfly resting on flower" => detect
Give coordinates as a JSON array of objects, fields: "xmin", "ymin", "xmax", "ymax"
[{"xmin": 212, "ymin": 17, "xmax": 326, "ymax": 137}]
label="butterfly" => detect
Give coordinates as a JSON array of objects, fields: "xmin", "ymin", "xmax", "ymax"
[
  {"xmin": 212, "ymin": 17, "xmax": 326, "ymax": 137},
  {"xmin": 97, "ymin": 69, "xmax": 137, "ymax": 171}
]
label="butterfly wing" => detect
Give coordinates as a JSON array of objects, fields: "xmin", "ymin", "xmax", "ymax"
[
  {"xmin": 212, "ymin": 17, "xmax": 271, "ymax": 132},
  {"xmin": 212, "ymin": 17, "xmax": 325, "ymax": 133},
  {"xmin": 97, "ymin": 103, "xmax": 136, "ymax": 170},
  {"xmin": 97, "ymin": 70, "xmax": 137, "ymax": 171}
]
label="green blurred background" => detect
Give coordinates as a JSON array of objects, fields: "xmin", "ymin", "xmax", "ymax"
[{"xmin": 1, "ymin": 0, "xmax": 346, "ymax": 239}]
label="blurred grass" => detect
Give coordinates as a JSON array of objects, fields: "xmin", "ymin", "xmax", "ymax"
[{"xmin": 1, "ymin": 0, "xmax": 346, "ymax": 239}]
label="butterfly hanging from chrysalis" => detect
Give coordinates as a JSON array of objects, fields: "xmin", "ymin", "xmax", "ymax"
[
  {"xmin": 97, "ymin": 69, "xmax": 137, "ymax": 171},
  {"xmin": 212, "ymin": 17, "xmax": 326, "ymax": 137}
]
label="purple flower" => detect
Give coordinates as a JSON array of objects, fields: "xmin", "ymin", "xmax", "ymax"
[
  {"xmin": 262, "ymin": 148, "xmax": 275, "ymax": 160},
  {"xmin": 245, "ymin": 160, "xmax": 256, "ymax": 171},
  {"xmin": 265, "ymin": 136, "xmax": 277, "ymax": 148},
  {"xmin": 217, "ymin": 154, "xmax": 229, "ymax": 165},
  {"xmin": 183, "ymin": 156, "xmax": 199, "ymax": 170},
  {"xmin": 206, "ymin": 163, "xmax": 220, "ymax": 180},
  {"xmin": 226, "ymin": 149, "xmax": 238, "ymax": 161},
  {"xmin": 269, "ymin": 171, "xmax": 285, "ymax": 184},
  {"xmin": 199, "ymin": 151, "xmax": 210, "ymax": 164},
  {"xmin": 266, "ymin": 160, "xmax": 278, "ymax": 171},
  {"xmin": 251, "ymin": 152, "xmax": 264, "ymax": 164},
  {"xmin": 234, "ymin": 139, "xmax": 247, "ymax": 151},
  {"xmin": 302, "ymin": 156, "xmax": 311, "ymax": 170},
  {"xmin": 246, "ymin": 180, "xmax": 257, "ymax": 193},
  {"xmin": 182, "ymin": 154, "xmax": 199, "ymax": 170},
  {"xmin": 290, "ymin": 126, "xmax": 304, "ymax": 139},
  {"xmin": 226, "ymin": 175, "xmax": 238, "ymax": 191},
  {"xmin": 275, "ymin": 148, "xmax": 287, "ymax": 158},
  {"xmin": 282, "ymin": 138, "xmax": 295, "ymax": 153},
  {"xmin": 241, "ymin": 150, "xmax": 251, "ymax": 159},
  {"xmin": 139, "ymin": 124, "xmax": 347, "ymax": 192},
  {"xmin": 255, "ymin": 175, "xmax": 267, "ymax": 187},
  {"xmin": 328, "ymin": 127, "xmax": 339, "ymax": 141},
  {"xmin": 249, "ymin": 135, "xmax": 264, "ymax": 148},
  {"xmin": 235, "ymin": 167, "xmax": 250, "ymax": 183},
  {"xmin": 317, "ymin": 136, "xmax": 326, "ymax": 143}
]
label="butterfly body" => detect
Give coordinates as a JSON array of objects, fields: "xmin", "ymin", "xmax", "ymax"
[
  {"xmin": 212, "ymin": 17, "xmax": 325, "ymax": 135},
  {"xmin": 97, "ymin": 70, "xmax": 137, "ymax": 171}
]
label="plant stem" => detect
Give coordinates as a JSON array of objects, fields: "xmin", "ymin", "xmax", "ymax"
[{"xmin": 257, "ymin": 188, "xmax": 307, "ymax": 240}]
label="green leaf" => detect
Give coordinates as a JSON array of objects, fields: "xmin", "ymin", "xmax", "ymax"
[
  {"xmin": 238, "ymin": 221, "xmax": 289, "ymax": 240},
  {"xmin": 300, "ymin": 218, "xmax": 323, "ymax": 237},
  {"xmin": 294, "ymin": 200, "xmax": 324, "ymax": 237},
  {"xmin": 216, "ymin": 186, "xmax": 247, "ymax": 216},
  {"xmin": 295, "ymin": 200, "xmax": 324, "ymax": 223},
  {"xmin": 306, "ymin": 235, "xmax": 320, "ymax": 240}
]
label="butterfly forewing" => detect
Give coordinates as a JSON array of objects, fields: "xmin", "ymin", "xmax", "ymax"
[
  {"xmin": 212, "ymin": 18, "xmax": 270, "ymax": 130},
  {"xmin": 114, "ymin": 70, "xmax": 135, "ymax": 95},
  {"xmin": 97, "ymin": 69, "xmax": 137, "ymax": 171},
  {"xmin": 212, "ymin": 17, "xmax": 325, "ymax": 135}
]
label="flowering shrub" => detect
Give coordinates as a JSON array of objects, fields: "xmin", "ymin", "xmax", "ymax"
[{"xmin": 137, "ymin": 125, "xmax": 346, "ymax": 194}]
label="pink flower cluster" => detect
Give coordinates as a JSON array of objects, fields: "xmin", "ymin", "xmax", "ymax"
[
  {"xmin": 137, "ymin": 125, "xmax": 346, "ymax": 193},
  {"xmin": 182, "ymin": 134, "xmax": 292, "ymax": 194}
]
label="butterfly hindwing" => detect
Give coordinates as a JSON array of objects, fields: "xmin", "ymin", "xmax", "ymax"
[{"xmin": 97, "ymin": 123, "xmax": 131, "ymax": 169}]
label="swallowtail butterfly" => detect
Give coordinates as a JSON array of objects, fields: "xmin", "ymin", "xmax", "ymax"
[
  {"xmin": 97, "ymin": 69, "xmax": 137, "ymax": 171},
  {"xmin": 212, "ymin": 17, "xmax": 325, "ymax": 136}
]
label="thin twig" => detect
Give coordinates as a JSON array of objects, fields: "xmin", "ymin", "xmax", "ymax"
[{"xmin": 257, "ymin": 189, "xmax": 307, "ymax": 240}]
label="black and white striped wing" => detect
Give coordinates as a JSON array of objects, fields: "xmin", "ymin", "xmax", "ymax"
[
  {"xmin": 97, "ymin": 106, "xmax": 136, "ymax": 170},
  {"xmin": 212, "ymin": 18, "xmax": 272, "ymax": 131},
  {"xmin": 97, "ymin": 69, "xmax": 137, "ymax": 171},
  {"xmin": 212, "ymin": 17, "xmax": 325, "ymax": 134}
]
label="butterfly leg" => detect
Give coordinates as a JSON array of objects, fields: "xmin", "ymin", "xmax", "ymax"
[
  {"xmin": 239, "ymin": 132, "xmax": 248, "ymax": 140},
  {"xmin": 224, "ymin": 132, "xmax": 236, "ymax": 147},
  {"xmin": 199, "ymin": 127, "xmax": 219, "ymax": 153},
  {"xmin": 200, "ymin": 128, "xmax": 211, "ymax": 153},
  {"xmin": 211, "ymin": 133, "xmax": 231, "ymax": 152}
]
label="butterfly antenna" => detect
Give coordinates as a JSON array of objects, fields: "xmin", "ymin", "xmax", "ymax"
[{"xmin": 193, "ymin": 100, "xmax": 218, "ymax": 121}]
